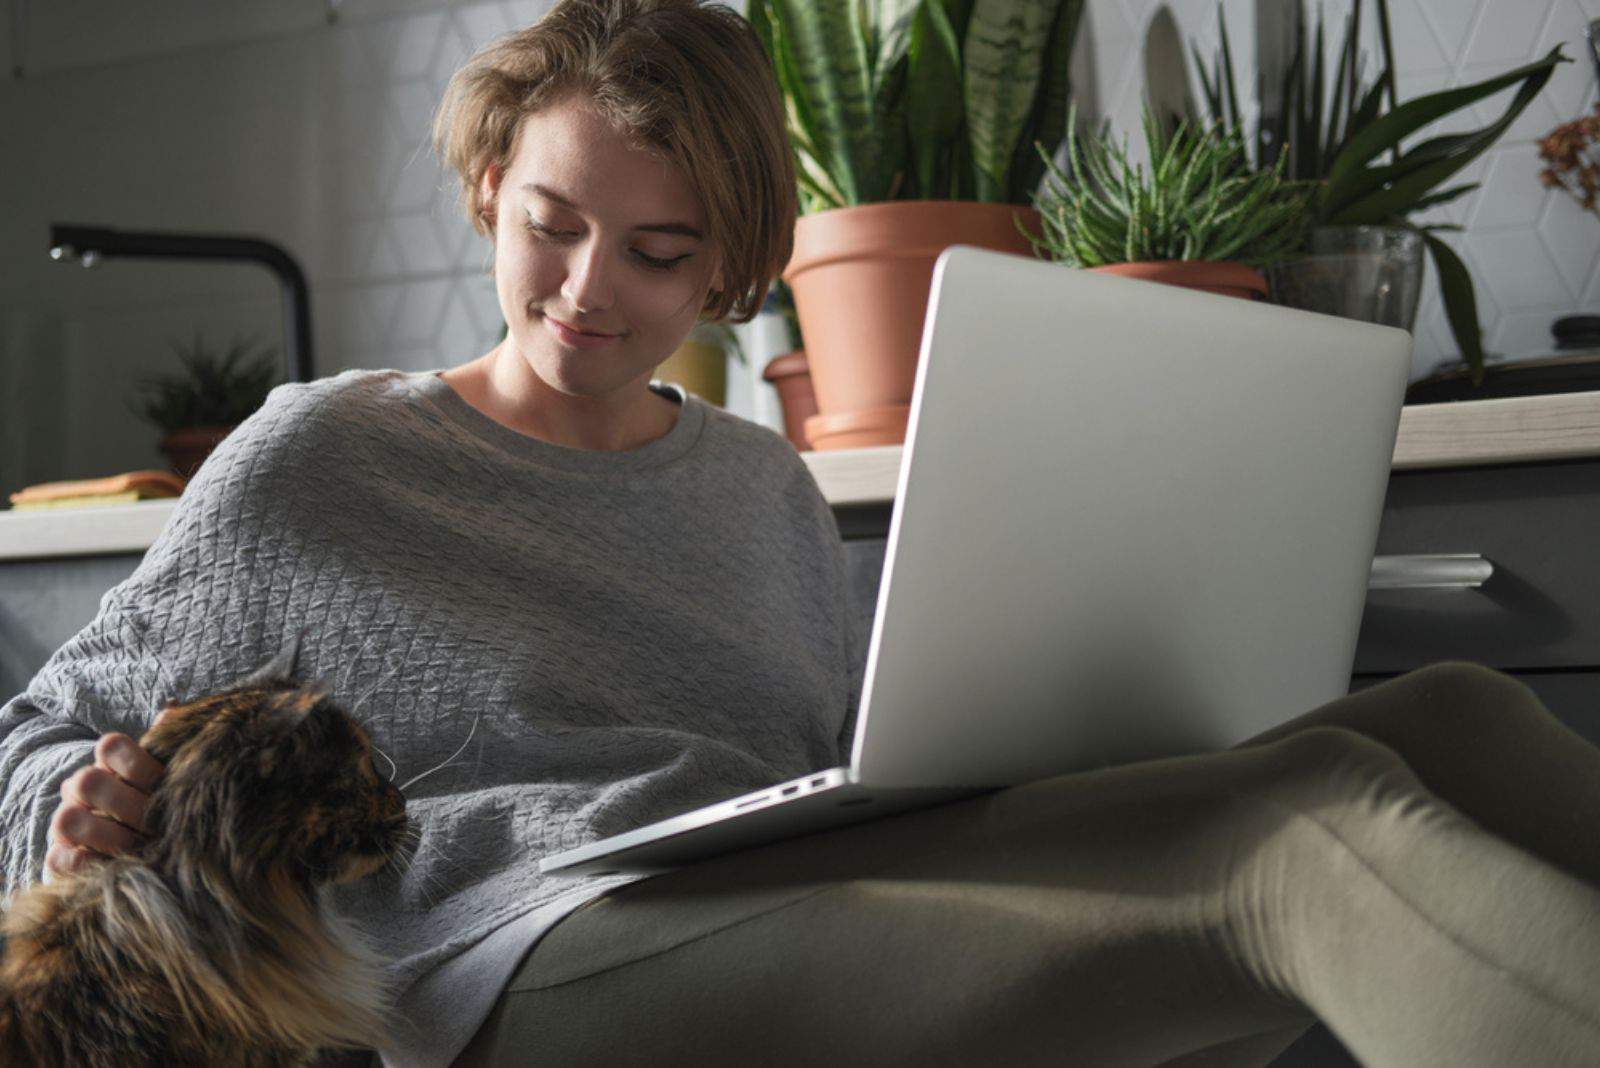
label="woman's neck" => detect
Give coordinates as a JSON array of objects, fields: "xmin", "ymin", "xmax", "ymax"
[{"xmin": 438, "ymin": 344, "xmax": 679, "ymax": 452}]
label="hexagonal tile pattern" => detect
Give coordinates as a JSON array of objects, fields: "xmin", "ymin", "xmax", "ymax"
[
  {"xmin": 454, "ymin": 4, "xmax": 520, "ymax": 51},
  {"xmin": 433, "ymin": 287, "xmax": 484, "ymax": 365},
  {"xmin": 1466, "ymin": 143, "xmax": 1552, "ymax": 232},
  {"xmin": 1464, "ymin": 0, "xmax": 1550, "ymax": 67},
  {"xmin": 1537, "ymin": 192, "xmax": 1600, "ymax": 303},
  {"xmin": 1494, "ymin": 308, "xmax": 1569, "ymax": 356},
  {"xmin": 1464, "ymin": 228, "xmax": 1569, "ymax": 309}
]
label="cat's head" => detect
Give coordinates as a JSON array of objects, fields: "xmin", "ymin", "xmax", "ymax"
[{"xmin": 140, "ymin": 637, "xmax": 410, "ymax": 890}]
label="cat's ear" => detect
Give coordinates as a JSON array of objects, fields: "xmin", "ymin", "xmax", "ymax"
[
  {"xmin": 257, "ymin": 686, "xmax": 327, "ymax": 776},
  {"xmin": 239, "ymin": 628, "xmax": 308, "ymax": 688}
]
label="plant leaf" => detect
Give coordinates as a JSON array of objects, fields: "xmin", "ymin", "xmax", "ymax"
[
  {"xmin": 1417, "ymin": 228, "xmax": 1486, "ymax": 384},
  {"xmin": 963, "ymin": 0, "xmax": 1059, "ymax": 202},
  {"xmin": 772, "ymin": 0, "xmax": 883, "ymax": 204},
  {"xmin": 1402, "ymin": 181, "xmax": 1479, "ymax": 214},
  {"xmin": 1326, "ymin": 46, "xmax": 1567, "ymax": 190},
  {"xmin": 904, "ymin": 0, "xmax": 965, "ymax": 198},
  {"xmin": 1325, "ymin": 53, "xmax": 1563, "ymax": 221},
  {"xmin": 1006, "ymin": 0, "xmax": 1085, "ymax": 202}
]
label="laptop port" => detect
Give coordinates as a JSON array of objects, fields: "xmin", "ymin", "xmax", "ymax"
[
  {"xmin": 810, "ymin": 777, "xmax": 826, "ymax": 787},
  {"xmin": 735, "ymin": 794, "xmax": 771, "ymax": 810},
  {"xmin": 781, "ymin": 785, "xmax": 799, "ymax": 796}
]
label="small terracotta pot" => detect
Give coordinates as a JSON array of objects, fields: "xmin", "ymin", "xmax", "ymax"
[
  {"xmin": 783, "ymin": 200, "xmax": 1043, "ymax": 450},
  {"xmin": 158, "ymin": 425, "xmax": 236, "ymax": 480},
  {"xmin": 1087, "ymin": 260, "xmax": 1268, "ymax": 301},
  {"xmin": 761, "ymin": 350, "xmax": 816, "ymax": 451}
]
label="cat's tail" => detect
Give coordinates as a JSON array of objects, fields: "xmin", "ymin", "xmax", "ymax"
[
  {"xmin": 0, "ymin": 883, "xmax": 76, "ymax": 1068},
  {"xmin": 0, "ymin": 1000, "xmax": 24, "ymax": 1068}
]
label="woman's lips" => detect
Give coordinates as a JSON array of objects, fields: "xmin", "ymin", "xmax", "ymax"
[{"xmin": 543, "ymin": 315, "xmax": 621, "ymax": 349}]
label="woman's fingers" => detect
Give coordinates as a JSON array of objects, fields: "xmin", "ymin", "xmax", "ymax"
[
  {"xmin": 48, "ymin": 799, "xmax": 138, "ymax": 859},
  {"xmin": 94, "ymin": 732, "xmax": 165, "ymax": 794},
  {"xmin": 61, "ymin": 763, "xmax": 150, "ymax": 834},
  {"xmin": 43, "ymin": 840, "xmax": 98, "ymax": 880},
  {"xmin": 40, "ymin": 731, "xmax": 167, "ymax": 882}
]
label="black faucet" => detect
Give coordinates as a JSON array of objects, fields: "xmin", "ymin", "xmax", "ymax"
[{"xmin": 47, "ymin": 224, "xmax": 314, "ymax": 383}]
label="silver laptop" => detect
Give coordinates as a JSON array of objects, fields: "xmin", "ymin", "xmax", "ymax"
[{"xmin": 541, "ymin": 244, "xmax": 1412, "ymax": 878}]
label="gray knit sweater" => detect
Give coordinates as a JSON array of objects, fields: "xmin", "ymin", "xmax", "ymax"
[{"xmin": 0, "ymin": 369, "xmax": 865, "ymax": 1065}]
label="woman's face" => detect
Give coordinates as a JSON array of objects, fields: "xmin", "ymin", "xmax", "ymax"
[{"xmin": 479, "ymin": 92, "xmax": 724, "ymax": 404}]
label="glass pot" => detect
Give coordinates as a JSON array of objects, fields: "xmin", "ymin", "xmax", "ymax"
[{"xmin": 1266, "ymin": 225, "xmax": 1426, "ymax": 332}]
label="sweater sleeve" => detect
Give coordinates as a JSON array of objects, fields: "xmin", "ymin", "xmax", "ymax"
[
  {"xmin": 838, "ymin": 592, "xmax": 868, "ymax": 764},
  {"xmin": 0, "ymin": 382, "xmax": 321, "ymax": 892}
]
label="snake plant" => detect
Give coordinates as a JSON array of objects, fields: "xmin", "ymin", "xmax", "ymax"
[
  {"xmin": 1022, "ymin": 105, "xmax": 1314, "ymax": 269},
  {"xmin": 750, "ymin": 0, "xmax": 1086, "ymax": 213},
  {"xmin": 1193, "ymin": 0, "xmax": 1569, "ymax": 383}
]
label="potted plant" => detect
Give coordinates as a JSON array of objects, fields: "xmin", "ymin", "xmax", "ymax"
[
  {"xmin": 130, "ymin": 333, "xmax": 280, "ymax": 480},
  {"xmin": 1020, "ymin": 105, "xmax": 1314, "ymax": 299},
  {"xmin": 753, "ymin": 0, "xmax": 1086, "ymax": 449},
  {"xmin": 758, "ymin": 279, "xmax": 817, "ymax": 451},
  {"xmin": 654, "ymin": 319, "xmax": 747, "ymax": 407},
  {"xmin": 1539, "ymin": 101, "xmax": 1600, "ymax": 361},
  {"xmin": 1539, "ymin": 100, "xmax": 1600, "ymax": 225},
  {"xmin": 1193, "ymin": 0, "xmax": 1568, "ymax": 384}
]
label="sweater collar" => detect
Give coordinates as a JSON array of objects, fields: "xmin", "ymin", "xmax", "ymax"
[{"xmin": 408, "ymin": 371, "xmax": 706, "ymax": 474}]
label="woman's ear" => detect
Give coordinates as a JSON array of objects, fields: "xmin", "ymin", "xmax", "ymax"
[{"xmin": 478, "ymin": 162, "xmax": 504, "ymax": 232}]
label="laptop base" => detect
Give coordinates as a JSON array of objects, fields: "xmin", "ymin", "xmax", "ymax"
[{"xmin": 541, "ymin": 769, "xmax": 994, "ymax": 878}]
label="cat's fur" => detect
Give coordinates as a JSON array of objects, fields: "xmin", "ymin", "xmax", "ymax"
[{"xmin": 0, "ymin": 642, "xmax": 409, "ymax": 1067}]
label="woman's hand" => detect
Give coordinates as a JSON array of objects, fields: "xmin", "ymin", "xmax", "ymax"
[{"xmin": 44, "ymin": 730, "xmax": 166, "ymax": 881}]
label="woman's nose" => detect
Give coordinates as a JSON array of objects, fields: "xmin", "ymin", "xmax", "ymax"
[{"xmin": 560, "ymin": 240, "xmax": 615, "ymax": 313}]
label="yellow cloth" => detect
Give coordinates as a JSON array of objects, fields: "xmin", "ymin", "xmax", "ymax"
[
  {"xmin": 7, "ymin": 469, "xmax": 184, "ymax": 510},
  {"xmin": 10, "ymin": 491, "xmax": 146, "ymax": 511}
]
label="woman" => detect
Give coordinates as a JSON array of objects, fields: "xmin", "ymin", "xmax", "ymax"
[{"xmin": 11, "ymin": 0, "xmax": 1600, "ymax": 1065}]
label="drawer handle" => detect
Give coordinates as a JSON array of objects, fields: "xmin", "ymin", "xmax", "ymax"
[{"xmin": 1369, "ymin": 554, "xmax": 1494, "ymax": 591}]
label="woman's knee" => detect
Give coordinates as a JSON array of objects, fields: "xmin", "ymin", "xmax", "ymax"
[
  {"xmin": 1362, "ymin": 660, "xmax": 1557, "ymax": 756},
  {"xmin": 1236, "ymin": 725, "xmax": 1431, "ymax": 820}
]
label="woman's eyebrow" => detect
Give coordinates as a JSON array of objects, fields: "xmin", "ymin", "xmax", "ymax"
[{"xmin": 522, "ymin": 182, "xmax": 704, "ymax": 241}]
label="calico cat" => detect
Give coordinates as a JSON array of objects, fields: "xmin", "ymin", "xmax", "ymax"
[{"xmin": 0, "ymin": 642, "xmax": 409, "ymax": 1067}]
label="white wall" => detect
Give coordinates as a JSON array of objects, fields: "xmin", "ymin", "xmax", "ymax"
[{"xmin": 1, "ymin": 0, "xmax": 1596, "ymax": 494}]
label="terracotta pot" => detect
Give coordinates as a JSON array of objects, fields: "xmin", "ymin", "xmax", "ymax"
[
  {"xmin": 158, "ymin": 425, "xmax": 236, "ymax": 480},
  {"xmin": 760, "ymin": 349, "xmax": 816, "ymax": 451},
  {"xmin": 782, "ymin": 200, "xmax": 1043, "ymax": 450},
  {"xmin": 1087, "ymin": 260, "xmax": 1268, "ymax": 301}
]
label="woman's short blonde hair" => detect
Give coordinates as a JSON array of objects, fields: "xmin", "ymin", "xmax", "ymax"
[{"xmin": 432, "ymin": 0, "xmax": 796, "ymax": 324}]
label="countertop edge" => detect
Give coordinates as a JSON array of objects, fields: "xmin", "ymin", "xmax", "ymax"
[{"xmin": 8, "ymin": 390, "xmax": 1600, "ymax": 561}]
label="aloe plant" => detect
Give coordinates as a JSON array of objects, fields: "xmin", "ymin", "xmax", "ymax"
[
  {"xmin": 131, "ymin": 334, "xmax": 280, "ymax": 434},
  {"xmin": 751, "ymin": 0, "xmax": 1086, "ymax": 213},
  {"xmin": 1193, "ymin": 0, "xmax": 1569, "ymax": 383},
  {"xmin": 1022, "ymin": 105, "xmax": 1314, "ymax": 269}
]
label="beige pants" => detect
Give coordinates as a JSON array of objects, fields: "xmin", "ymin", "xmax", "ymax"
[{"xmin": 455, "ymin": 663, "xmax": 1600, "ymax": 1067}]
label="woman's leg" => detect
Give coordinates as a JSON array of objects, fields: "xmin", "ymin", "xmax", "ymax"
[
  {"xmin": 1238, "ymin": 661, "xmax": 1600, "ymax": 888},
  {"xmin": 456, "ymin": 724, "xmax": 1600, "ymax": 1067}
]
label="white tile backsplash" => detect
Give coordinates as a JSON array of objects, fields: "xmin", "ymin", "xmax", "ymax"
[{"xmin": 1, "ymin": 0, "xmax": 1596, "ymax": 491}]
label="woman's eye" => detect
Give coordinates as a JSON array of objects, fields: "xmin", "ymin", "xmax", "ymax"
[
  {"xmin": 635, "ymin": 251, "xmax": 689, "ymax": 272},
  {"xmin": 523, "ymin": 220, "xmax": 689, "ymax": 272}
]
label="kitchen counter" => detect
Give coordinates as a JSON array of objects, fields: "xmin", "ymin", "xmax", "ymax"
[{"xmin": 6, "ymin": 389, "xmax": 1600, "ymax": 561}]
